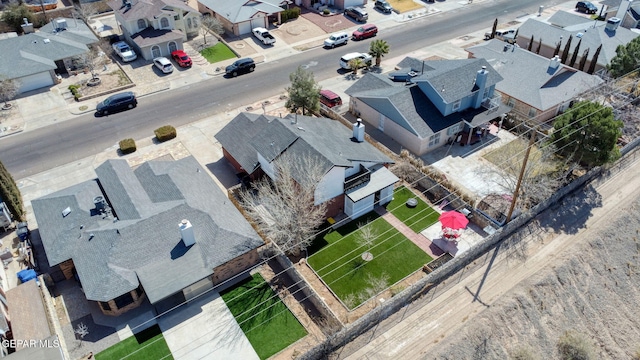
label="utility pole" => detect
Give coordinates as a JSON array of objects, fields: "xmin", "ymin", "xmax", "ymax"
[
  {"xmin": 39, "ymin": 0, "xmax": 48, "ymax": 23},
  {"xmin": 506, "ymin": 128, "xmax": 536, "ymax": 223}
]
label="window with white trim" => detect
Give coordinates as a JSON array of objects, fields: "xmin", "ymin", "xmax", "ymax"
[
  {"xmin": 137, "ymin": 19, "xmax": 146, "ymax": 30},
  {"xmin": 507, "ymin": 97, "xmax": 515, "ymax": 107},
  {"xmin": 452, "ymin": 100, "xmax": 461, "ymax": 112},
  {"xmin": 528, "ymin": 107, "xmax": 537, "ymax": 118},
  {"xmin": 161, "ymin": 18, "xmax": 169, "ymax": 28},
  {"xmin": 428, "ymin": 133, "xmax": 441, "ymax": 147},
  {"xmin": 447, "ymin": 123, "xmax": 462, "ymax": 136}
]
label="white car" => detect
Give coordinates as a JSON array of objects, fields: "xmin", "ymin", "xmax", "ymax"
[
  {"xmin": 339, "ymin": 52, "xmax": 372, "ymax": 70},
  {"xmin": 112, "ymin": 41, "xmax": 137, "ymax": 62},
  {"xmin": 153, "ymin": 57, "xmax": 174, "ymax": 74}
]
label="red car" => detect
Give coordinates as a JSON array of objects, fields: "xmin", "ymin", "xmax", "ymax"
[
  {"xmin": 352, "ymin": 24, "xmax": 378, "ymax": 40},
  {"xmin": 171, "ymin": 50, "xmax": 192, "ymax": 67}
]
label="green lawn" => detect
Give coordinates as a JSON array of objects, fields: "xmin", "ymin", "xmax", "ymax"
[
  {"xmin": 200, "ymin": 42, "xmax": 236, "ymax": 63},
  {"xmin": 308, "ymin": 212, "xmax": 432, "ymax": 309},
  {"xmin": 95, "ymin": 324, "xmax": 172, "ymax": 360},
  {"xmin": 387, "ymin": 186, "xmax": 440, "ymax": 233},
  {"xmin": 221, "ymin": 273, "xmax": 307, "ymax": 360}
]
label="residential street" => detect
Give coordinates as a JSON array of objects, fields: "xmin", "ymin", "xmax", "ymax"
[{"xmin": 336, "ymin": 151, "xmax": 640, "ymax": 359}]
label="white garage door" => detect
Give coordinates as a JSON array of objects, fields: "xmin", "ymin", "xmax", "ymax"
[
  {"xmin": 250, "ymin": 17, "xmax": 265, "ymax": 30},
  {"xmin": 238, "ymin": 21, "xmax": 251, "ymax": 35},
  {"xmin": 18, "ymin": 72, "xmax": 54, "ymax": 93}
]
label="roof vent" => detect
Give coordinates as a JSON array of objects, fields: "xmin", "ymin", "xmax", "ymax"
[
  {"xmin": 43, "ymin": 38, "xmax": 51, "ymax": 43},
  {"xmin": 179, "ymin": 219, "xmax": 195, "ymax": 247},
  {"xmin": 606, "ymin": 17, "xmax": 621, "ymax": 32},
  {"xmin": 62, "ymin": 207, "xmax": 71, "ymax": 218},
  {"xmin": 94, "ymin": 196, "xmax": 106, "ymax": 212}
]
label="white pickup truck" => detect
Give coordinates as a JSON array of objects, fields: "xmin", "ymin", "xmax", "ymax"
[
  {"xmin": 252, "ymin": 27, "xmax": 276, "ymax": 45},
  {"xmin": 112, "ymin": 41, "xmax": 137, "ymax": 62}
]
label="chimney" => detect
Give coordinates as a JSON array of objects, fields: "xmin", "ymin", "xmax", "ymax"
[
  {"xmin": 548, "ymin": 55, "xmax": 561, "ymax": 71},
  {"xmin": 606, "ymin": 17, "xmax": 621, "ymax": 32},
  {"xmin": 473, "ymin": 66, "xmax": 489, "ymax": 109},
  {"xmin": 179, "ymin": 219, "xmax": 195, "ymax": 247},
  {"xmin": 615, "ymin": 0, "xmax": 632, "ymax": 20},
  {"xmin": 353, "ymin": 118, "xmax": 365, "ymax": 142},
  {"xmin": 21, "ymin": 18, "xmax": 34, "ymax": 34},
  {"xmin": 55, "ymin": 19, "xmax": 68, "ymax": 31}
]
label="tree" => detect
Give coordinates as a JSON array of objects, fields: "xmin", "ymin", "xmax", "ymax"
[
  {"xmin": 587, "ymin": 44, "xmax": 602, "ymax": 74},
  {"xmin": 550, "ymin": 100, "xmax": 622, "ymax": 167},
  {"xmin": 73, "ymin": 2, "xmax": 99, "ymax": 23},
  {"xmin": 348, "ymin": 57, "xmax": 365, "ymax": 76},
  {"xmin": 200, "ymin": 15, "xmax": 224, "ymax": 45},
  {"xmin": 1, "ymin": 3, "xmax": 35, "ymax": 33},
  {"xmin": 285, "ymin": 66, "xmax": 320, "ymax": 115},
  {"xmin": 536, "ymin": 38, "xmax": 543, "ymax": 55},
  {"xmin": 489, "ymin": 18, "xmax": 497, "ymax": 39},
  {"xmin": 569, "ymin": 38, "xmax": 581, "ymax": 67},
  {"xmin": 527, "ymin": 35, "xmax": 534, "ymax": 51},
  {"xmin": 560, "ymin": 34, "xmax": 572, "ymax": 64},
  {"xmin": 578, "ymin": 48, "xmax": 590, "ymax": 71},
  {"xmin": 607, "ymin": 36, "xmax": 640, "ymax": 78},
  {"xmin": 356, "ymin": 221, "xmax": 378, "ymax": 260},
  {"xmin": 0, "ymin": 160, "xmax": 25, "ymax": 221},
  {"xmin": 239, "ymin": 153, "xmax": 329, "ymax": 257},
  {"xmin": 0, "ymin": 77, "xmax": 20, "ymax": 108},
  {"xmin": 73, "ymin": 44, "xmax": 108, "ymax": 80},
  {"xmin": 369, "ymin": 39, "xmax": 390, "ymax": 67}
]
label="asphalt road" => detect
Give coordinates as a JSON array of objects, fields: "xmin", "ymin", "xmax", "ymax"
[{"xmin": 0, "ymin": 0, "xmax": 557, "ymax": 179}]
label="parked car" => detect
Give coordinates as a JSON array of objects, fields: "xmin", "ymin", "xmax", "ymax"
[
  {"xmin": 153, "ymin": 57, "xmax": 174, "ymax": 74},
  {"xmin": 352, "ymin": 24, "xmax": 378, "ymax": 40},
  {"xmin": 576, "ymin": 1, "xmax": 597, "ymax": 14},
  {"xmin": 96, "ymin": 91, "xmax": 137, "ymax": 116},
  {"xmin": 225, "ymin": 58, "xmax": 255, "ymax": 77},
  {"xmin": 344, "ymin": 7, "xmax": 368, "ymax": 22},
  {"xmin": 324, "ymin": 32, "xmax": 349, "ymax": 48},
  {"xmin": 112, "ymin": 41, "xmax": 137, "ymax": 62},
  {"xmin": 252, "ymin": 27, "xmax": 276, "ymax": 45},
  {"xmin": 484, "ymin": 29, "xmax": 516, "ymax": 44},
  {"xmin": 319, "ymin": 89, "xmax": 343, "ymax": 108},
  {"xmin": 171, "ymin": 50, "xmax": 192, "ymax": 67},
  {"xmin": 374, "ymin": 0, "xmax": 393, "ymax": 13},
  {"xmin": 339, "ymin": 52, "xmax": 372, "ymax": 70}
]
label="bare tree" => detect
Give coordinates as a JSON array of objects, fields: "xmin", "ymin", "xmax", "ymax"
[
  {"xmin": 73, "ymin": 3, "xmax": 99, "ymax": 23},
  {"xmin": 356, "ymin": 221, "xmax": 378, "ymax": 260},
  {"xmin": 74, "ymin": 322, "xmax": 89, "ymax": 347},
  {"xmin": 73, "ymin": 44, "xmax": 108, "ymax": 80},
  {"xmin": 0, "ymin": 77, "xmax": 20, "ymax": 108},
  {"xmin": 200, "ymin": 15, "xmax": 224, "ymax": 45},
  {"xmin": 239, "ymin": 152, "xmax": 329, "ymax": 257}
]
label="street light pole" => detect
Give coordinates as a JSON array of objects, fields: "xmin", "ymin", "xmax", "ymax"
[{"xmin": 506, "ymin": 128, "xmax": 536, "ymax": 223}]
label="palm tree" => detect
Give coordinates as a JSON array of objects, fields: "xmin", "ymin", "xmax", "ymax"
[
  {"xmin": 349, "ymin": 58, "xmax": 365, "ymax": 76},
  {"xmin": 369, "ymin": 39, "xmax": 390, "ymax": 67}
]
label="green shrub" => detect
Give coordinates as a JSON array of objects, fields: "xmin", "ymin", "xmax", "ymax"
[
  {"xmin": 68, "ymin": 85, "xmax": 81, "ymax": 101},
  {"xmin": 323, "ymin": 8, "xmax": 330, "ymax": 15},
  {"xmin": 556, "ymin": 331, "xmax": 595, "ymax": 360},
  {"xmin": 119, "ymin": 138, "xmax": 136, "ymax": 154},
  {"xmin": 154, "ymin": 125, "xmax": 177, "ymax": 142},
  {"xmin": 280, "ymin": 7, "xmax": 300, "ymax": 22}
]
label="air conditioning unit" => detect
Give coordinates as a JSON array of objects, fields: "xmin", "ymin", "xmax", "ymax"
[{"xmin": 606, "ymin": 17, "xmax": 621, "ymax": 32}]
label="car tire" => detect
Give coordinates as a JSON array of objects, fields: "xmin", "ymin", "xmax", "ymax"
[
  {"xmin": 232, "ymin": 71, "xmax": 238, "ymax": 77},
  {"xmin": 331, "ymin": 43, "xmax": 335, "ymax": 48},
  {"xmin": 127, "ymin": 104, "xmax": 134, "ymax": 109},
  {"xmin": 249, "ymin": 66, "xmax": 255, "ymax": 72},
  {"xmin": 102, "ymin": 110, "xmax": 108, "ymax": 116}
]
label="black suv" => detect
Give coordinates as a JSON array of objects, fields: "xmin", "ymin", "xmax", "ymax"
[
  {"xmin": 575, "ymin": 1, "xmax": 597, "ymax": 14},
  {"xmin": 96, "ymin": 91, "xmax": 137, "ymax": 116},
  {"xmin": 225, "ymin": 58, "xmax": 255, "ymax": 77},
  {"xmin": 344, "ymin": 7, "xmax": 368, "ymax": 22},
  {"xmin": 374, "ymin": 0, "xmax": 393, "ymax": 14}
]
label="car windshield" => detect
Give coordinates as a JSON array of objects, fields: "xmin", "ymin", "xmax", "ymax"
[
  {"xmin": 180, "ymin": 55, "xmax": 189, "ymax": 60},
  {"xmin": 330, "ymin": 35, "xmax": 338, "ymax": 40},
  {"xmin": 357, "ymin": 27, "xmax": 365, "ymax": 32}
]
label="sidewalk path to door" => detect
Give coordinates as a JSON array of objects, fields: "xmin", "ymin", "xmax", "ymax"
[{"xmin": 375, "ymin": 207, "xmax": 444, "ymax": 259}]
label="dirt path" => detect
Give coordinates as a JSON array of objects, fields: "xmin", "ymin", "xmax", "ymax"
[{"xmin": 337, "ymin": 151, "xmax": 640, "ymax": 359}]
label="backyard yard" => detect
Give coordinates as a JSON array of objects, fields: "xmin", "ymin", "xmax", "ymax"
[
  {"xmin": 308, "ymin": 211, "xmax": 432, "ymax": 309},
  {"xmin": 387, "ymin": 186, "xmax": 440, "ymax": 232},
  {"xmin": 95, "ymin": 324, "xmax": 172, "ymax": 360},
  {"xmin": 221, "ymin": 273, "xmax": 307, "ymax": 359}
]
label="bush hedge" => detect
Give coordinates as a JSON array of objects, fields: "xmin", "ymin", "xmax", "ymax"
[
  {"xmin": 68, "ymin": 84, "xmax": 81, "ymax": 101},
  {"xmin": 119, "ymin": 138, "xmax": 137, "ymax": 154},
  {"xmin": 154, "ymin": 125, "xmax": 177, "ymax": 142},
  {"xmin": 280, "ymin": 7, "xmax": 301, "ymax": 22}
]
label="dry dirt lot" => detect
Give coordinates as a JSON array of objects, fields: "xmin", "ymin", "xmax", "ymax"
[{"xmin": 335, "ymin": 150, "xmax": 640, "ymax": 359}]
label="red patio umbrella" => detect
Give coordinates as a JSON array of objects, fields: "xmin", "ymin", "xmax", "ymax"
[{"xmin": 439, "ymin": 211, "xmax": 469, "ymax": 230}]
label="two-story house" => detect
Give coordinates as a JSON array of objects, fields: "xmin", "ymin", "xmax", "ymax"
[
  {"xmin": 216, "ymin": 113, "xmax": 399, "ymax": 220},
  {"xmin": 346, "ymin": 57, "xmax": 511, "ymax": 155},
  {"xmin": 107, "ymin": 0, "xmax": 201, "ymax": 60}
]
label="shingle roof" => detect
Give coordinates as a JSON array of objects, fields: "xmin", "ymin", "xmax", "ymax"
[
  {"xmin": 32, "ymin": 156, "xmax": 263, "ymax": 303},
  {"xmin": 108, "ymin": 0, "xmax": 195, "ymax": 21},
  {"xmin": 197, "ymin": 0, "xmax": 286, "ymax": 23},
  {"xmin": 516, "ymin": 13, "xmax": 639, "ymax": 67},
  {"xmin": 39, "ymin": 18, "xmax": 99, "ymax": 45},
  {"xmin": 216, "ymin": 113, "xmax": 393, "ymax": 178},
  {"xmin": 467, "ymin": 39, "xmax": 604, "ymax": 110},
  {"xmin": 130, "ymin": 27, "xmax": 184, "ymax": 48},
  {"xmin": 6, "ymin": 281, "xmax": 52, "ymax": 348}
]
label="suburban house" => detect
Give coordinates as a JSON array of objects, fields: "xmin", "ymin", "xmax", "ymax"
[
  {"xmin": 601, "ymin": 0, "xmax": 640, "ymax": 29},
  {"xmin": 216, "ymin": 113, "xmax": 398, "ymax": 220},
  {"xmin": 197, "ymin": 0, "xmax": 290, "ymax": 36},
  {"xmin": 31, "ymin": 156, "xmax": 264, "ymax": 316},
  {"xmin": 296, "ymin": 0, "xmax": 366, "ymax": 10},
  {"xmin": 345, "ymin": 57, "xmax": 511, "ymax": 155},
  {"xmin": 515, "ymin": 10, "xmax": 639, "ymax": 74},
  {"xmin": 467, "ymin": 39, "xmax": 604, "ymax": 123},
  {"xmin": 0, "ymin": 18, "xmax": 98, "ymax": 93},
  {"xmin": 107, "ymin": 0, "xmax": 201, "ymax": 60}
]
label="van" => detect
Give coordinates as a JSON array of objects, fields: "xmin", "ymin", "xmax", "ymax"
[
  {"xmin": 352, "ymin": 24, "xmax": 378, "ymax": 40},
  {"xmin": 339, "ymin": 52, "xmax": 373, "ymax": 70},
  {"xmin": 324, "ymin": 32, "xmax": 349, "ymax": 48},
  {"xmin": 319, "ymin": 89, "xmax": 343, "ymax": 108}
]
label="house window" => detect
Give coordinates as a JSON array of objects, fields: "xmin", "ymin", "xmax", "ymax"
[
  {"xmin": 137, "ymin": 19, "xmax": 146, "ymax": 30},
  {"xmin": 114, "ymin": 292, "xmax": 135, "ymax": 309},
  {"xmin": 151, "ymin": 45, "xmax": 161, "ymax": 58},
  {"xmin": 528, "ymin": 107, "xmax": 537, "ymax": 118},
  {"xmin": 161, "ymin": 17, "xmax": 169, "ymax": 28},
  {"xmin": 135, "ymin": 287, "xmax": 143, "ymax": 298},
  {"xmin": 187, "ymin": 18, "xmax": 192, "ymax": 29},
  {"xmin": 507, "ymin": 97, "xmax": 515, "ymax": 107},
  {"xmin": 452, "ymin": 100, "xmax": 461, "ymax": 112},
  {"xmin": 174, "ymin": 15, "xmax": 179, "ymax": 21},
  {"xmin": 168, "ymin": 42, "xmax": 177, "ymax": 53},
  {"xmin": 428, "ymin": 133, "xmax": 441, "ymax": 147},
  {"xmin": 192, "ymin": 18, "xmax": 198, "ymax": 28},
  {"xmin": 447, "ymin": 123, "xmax": 462, "ymax": 136},
  {"xmin": 99, "ymin": 301, "xmax": 111, "ymax": 311}
]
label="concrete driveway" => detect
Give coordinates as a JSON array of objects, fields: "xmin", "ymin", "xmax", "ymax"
[{"xmin": 158, "ymin": 290, "xmax": 259, "ymax": 360}]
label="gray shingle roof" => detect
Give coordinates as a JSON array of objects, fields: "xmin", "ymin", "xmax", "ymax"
[
  {"xmin": 467, "ymin": 39, "xmax": 604, "ymax": 110},
  {"xmin": 198, "ymin": 0, "xmax": 285, "ymax": 23},
  {"xmin": 39, "ymin": 18, "xmax": 99, "ymax": 46},
  {"xmin": 108, "ymin": 0, "xmax": 195, "ymax": 21},
  {"xmin": 216, "ymin": 113, "xmax": 393, "ymax": 179},
  {"xmin": 32, "ymin": 156, "xmax": 263, "ymax": 303},
  {"xmin": 516, "ymin": 13, "xmax": 639, "ymax": 67},
  {"xmin": 131, "ymin": 27, "xmax": 184, "ymax": 48}
]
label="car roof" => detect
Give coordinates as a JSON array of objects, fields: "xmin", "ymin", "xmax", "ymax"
[
  {"xmin": 359, "ymin": 24, "xmax": 377, "ymax": 29},
  {"xmin": 320, "ymin": 89, "xmax": 340, "ymax": 99},
  {"xmin": 237, "ymin": 58, "xmax": 254, "ymax": 64},
  {"xmin": 108, "ymin": 91, "xmax": 134, "ymax": 100},
  {"xmin": 154, "ymin": 57, "xmax": 171, "ymax": 64}
]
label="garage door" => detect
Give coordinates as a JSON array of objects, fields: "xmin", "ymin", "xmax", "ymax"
[
  {"xmin": 250, "ymin": 17, "xmax": 265, "ymax": 30},
  {"xmin": 18, "ymin": 72, "xmax": 54, "ymax": 93},
  {"xmin": 237, "ymin": 21, "xmax": 251, "ymax": 35}
]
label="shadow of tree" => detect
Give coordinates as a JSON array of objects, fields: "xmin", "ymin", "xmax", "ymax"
[{"xmin": 538, "ymin": 184, "xmax": 602, "ymax": 235}]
